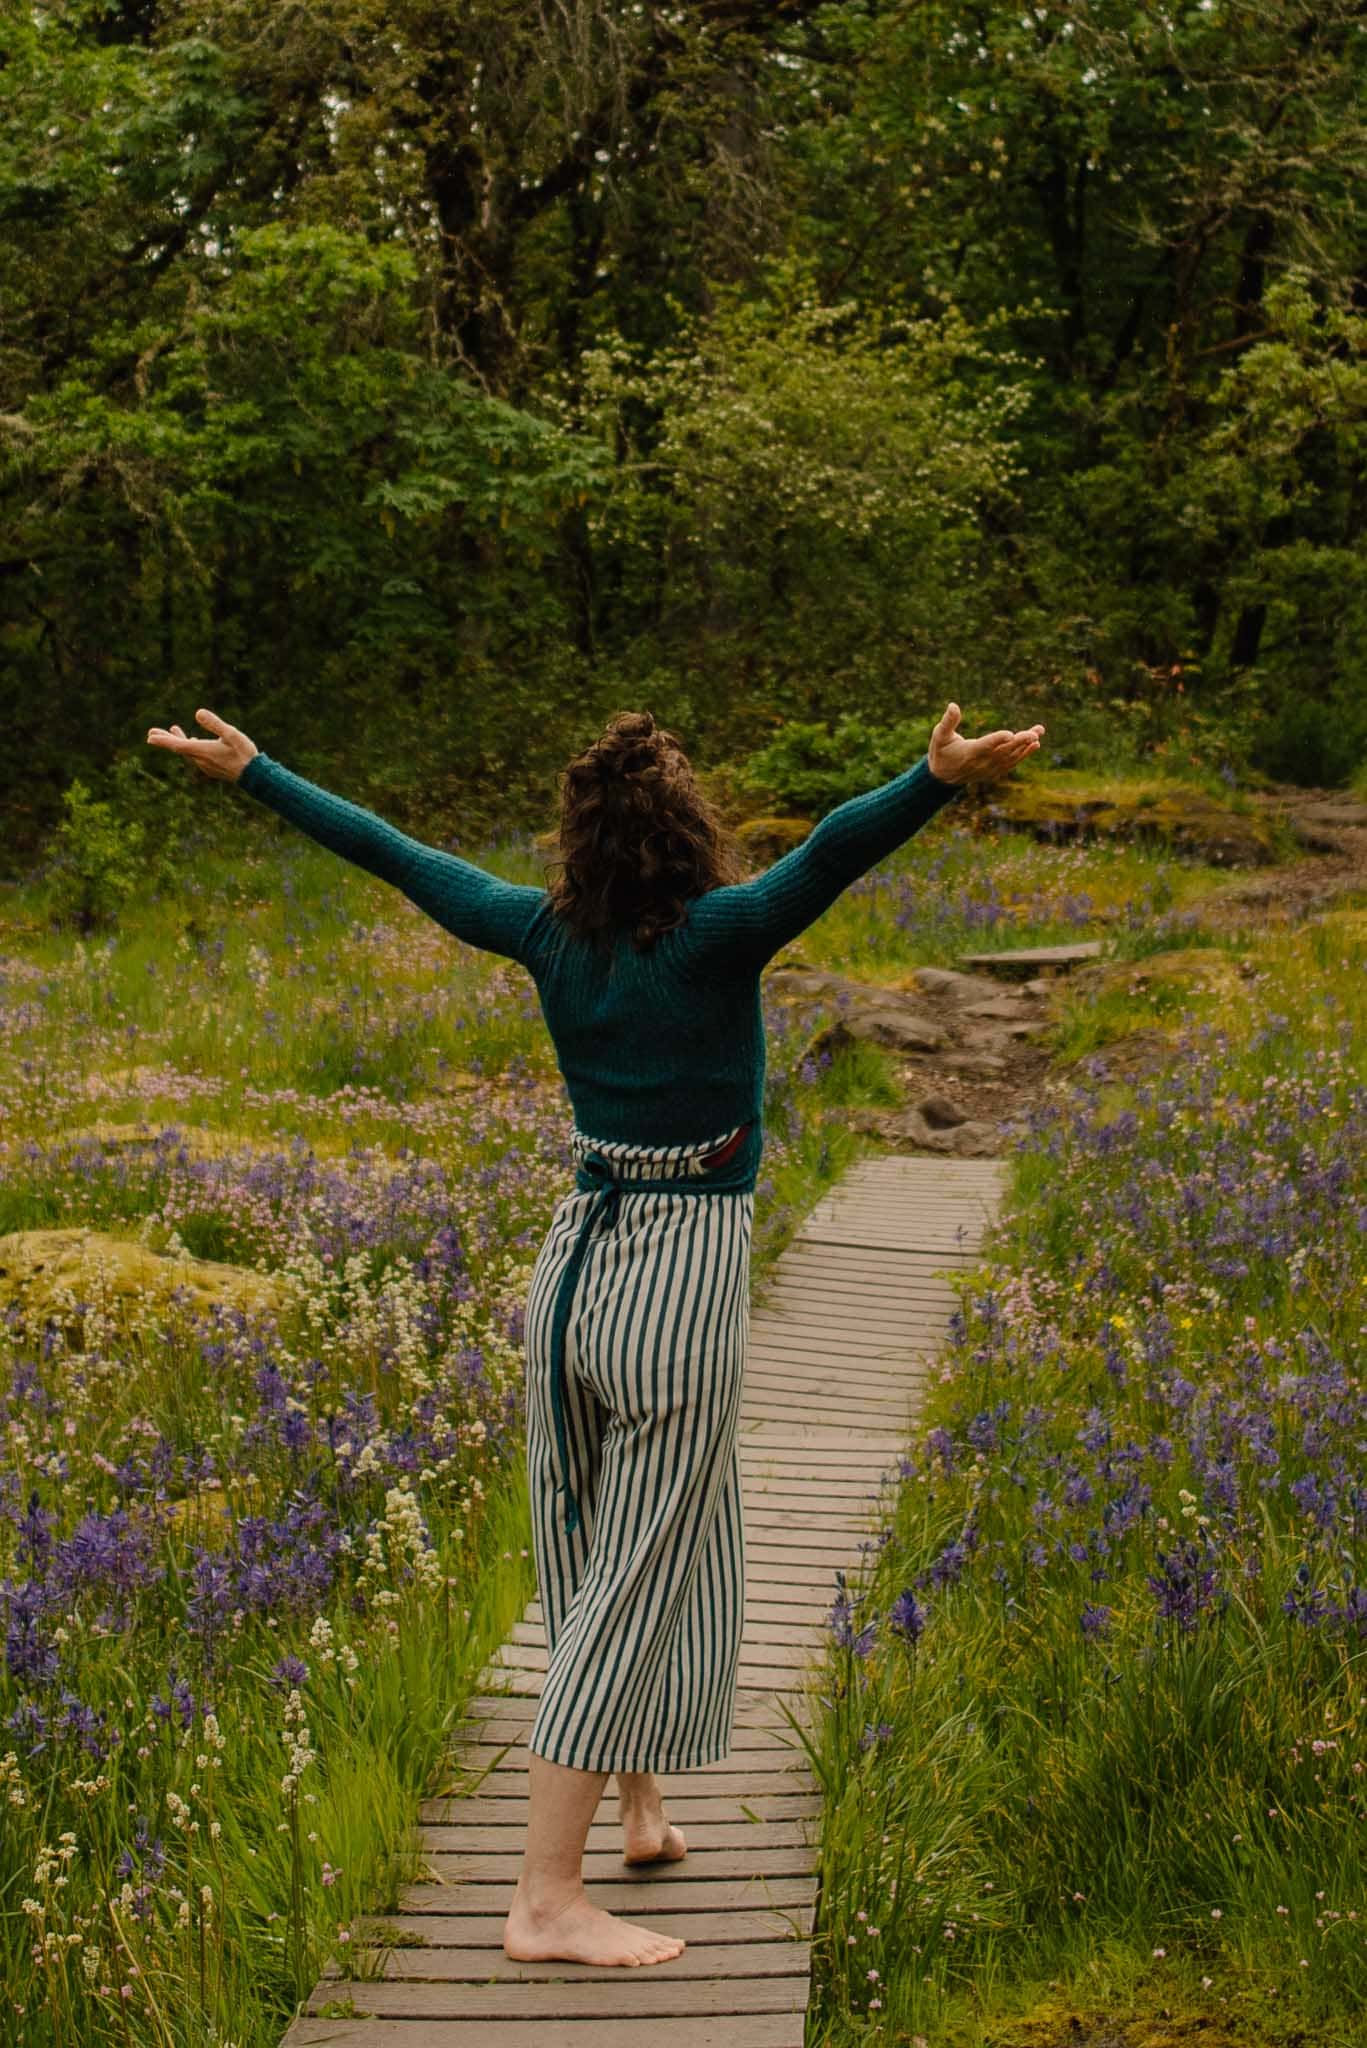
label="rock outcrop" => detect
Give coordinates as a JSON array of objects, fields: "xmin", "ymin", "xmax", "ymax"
[{"xmin": 0, "ymin": 1227, "xmax": 291, "ymax": 1342}]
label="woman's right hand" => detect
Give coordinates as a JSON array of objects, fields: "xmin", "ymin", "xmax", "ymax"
[
  {"xmin": 928, "ymin": 702, "xmax": 1044, "ymax": 786},
  {"xmin": 146, "ymin": 708, "xmax": 259, "ymax": 782}
]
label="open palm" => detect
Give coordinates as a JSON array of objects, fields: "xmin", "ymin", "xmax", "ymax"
[
  {"xmin": 146, "ymin": 708, "xmax": 258, "ymax": 781},
  {"xmin": 927, "ymin": 702, "xmax": 1044, "ymax": 786}
]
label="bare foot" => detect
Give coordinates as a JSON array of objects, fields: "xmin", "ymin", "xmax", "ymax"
[
  {"xmin": 622, "ymin": 1808, "xmax": 688, "ymax": 1865},
  {"xmin": 503, "ymin": 1884, "xmax": 686, "ymax": 1967}
]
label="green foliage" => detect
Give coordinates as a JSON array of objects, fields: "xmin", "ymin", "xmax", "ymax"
[
  {"xmin": 43, "ymin": 778, "xmax": 147, "ymax": 933},
  {"xmin": 3, "ymin": 0, "xmax": 1367, "ymax": 862},
  {"xmin": 735, "ymin": 714, "xmax": 946, "ymax": 816},
  {"xmin": 571, "ymin": 262, "xmax": 1039, "ymax": 746}
]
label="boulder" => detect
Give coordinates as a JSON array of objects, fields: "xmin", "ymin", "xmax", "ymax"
[
  {"xmin": 57, "ymin": 1118, "xmax": 388, "ymax": 1165},
  {"xmin": 0, "ymin": 1228, "xmax": 292, "ymax": 1341},
  {"xmin": 939, "ymin": 1050, "xmax": 1009, "ymax": 1077},
  {"xmin": 912, "ymin": 1092, "xmax": 974, "ymax": 1129},
  {"xmin": 1089, "ymin": 946, "xmax": 1244, "ymax": 1007},
  {"xmin": 959, "ymin": 996, "xmax": 1037, "ymax": 1021},
  {"xmin": 808, "ymin": 1008, "xmax": 947, "ymax": 1060},
  {"xmin": 766, "ymin": 966, "xmax": 889, "ymax": 1006},
  {"xmin": 980, "ymin": 780, "xmax": 1281, "ymax": 865},
  {"xmin": 902, "ymin": 966, "xmax": 1006, "ymax": 1005},
  {"xmin": 735, "ymin": 816, "xmax": 813, "ymax": 863},
  {"xmin": 847, "ymin": 1105, "xmax": 1002, "ymax": 1157}
]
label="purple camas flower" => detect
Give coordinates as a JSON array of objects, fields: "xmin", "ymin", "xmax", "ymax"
[
  {"xmin": 828, "ymin": 1572, "xmax": 877, "ymax": 1655},
  {"xmin": 1080, "ymin": 1602, "xmax": 1113, "ymax": 1640},
  {"xmin": 888, "ymin": 1589, "xmax": 926, "ymax": 1643},
  {"xmin": 270, "ymin": 1653, "xmax": 310, "ymax": 1688},
  {"xmin": 2, "ymin": 1578, "xmax": 61, "ymax": 1686},
  {"xmin": 1146, "ymin": 1537, "xmax": 1224, "ymax": 1633},
  {"xmin": 1282, "ymin": 1564, "xmax": 1330, "ymax": 1628}
]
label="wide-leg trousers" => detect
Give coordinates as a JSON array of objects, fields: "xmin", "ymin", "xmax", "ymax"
[{"xmin": 522, "ymin": 1122, "xmax": 754, "ymax": 1773}]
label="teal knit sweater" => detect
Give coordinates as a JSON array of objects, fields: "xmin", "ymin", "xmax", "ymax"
[{"xmin": 237, "ymin": 749, "xmax": 965, "ymax": 1188}]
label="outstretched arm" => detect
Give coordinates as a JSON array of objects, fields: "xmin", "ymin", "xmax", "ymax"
[
  {"xmin": 147, "ymin": 710, "xmax": 545, "ymax": 967},
  {"xmin": 683, "ymin": 703, "xmax": 1043, "ymax": 977}
]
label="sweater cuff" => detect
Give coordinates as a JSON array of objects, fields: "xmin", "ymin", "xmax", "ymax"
[
  {"xmin": 922, "ymin": 753, "xmax": 965, "ymax": 798},
  {"xmin": 237, "ymin": 751, "xmax": 275, "ymax": 796}
]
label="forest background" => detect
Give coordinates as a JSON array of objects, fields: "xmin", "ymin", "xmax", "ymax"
[{"xmin": 3, "ymin": 0, "xmax": 1366, "ymax": 869}]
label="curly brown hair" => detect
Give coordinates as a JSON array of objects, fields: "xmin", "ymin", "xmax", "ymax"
[{"xmin": 539, "ymin": 710, "xmax": 748, "ymax": 952}]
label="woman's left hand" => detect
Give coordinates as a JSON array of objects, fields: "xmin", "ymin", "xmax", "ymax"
[
  {"xmin": 146, "ymin": 708, "xmax": 258, "ymax": 782},
  {"xmin": 928, "ymin": 702, "xmax": 1044, "ymax": 786}
]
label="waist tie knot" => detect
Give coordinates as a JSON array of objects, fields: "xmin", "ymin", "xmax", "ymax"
[{"xmin": 545, "ymin": 1133, "xmax": 750, "ymax": 1537}]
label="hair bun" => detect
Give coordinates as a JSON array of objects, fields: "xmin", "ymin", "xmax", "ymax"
[{"xmin": 589, "ymin": 710, "xmax": 667, "ymax": 783}]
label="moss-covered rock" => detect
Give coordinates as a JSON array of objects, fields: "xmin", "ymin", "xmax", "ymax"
[
  {"xmin": 59, "ymin": 1117, "xmax": 388, "ymax": 1165},
  {"xmin": 734, "ymin": 814, "xmax": 813, "ymax": 863},
  {"xmin": 0, "ymin": 1227, "xmax": 291, "ymax": 1339},
  {"xmin": 980, "ymin": 781, "xmax": 1281, "ymax": 866},
  {"xmin": 1100, "ymin": 945, "xmax": 1245, "ymax": 1000},
  {"xmin": 1306, "ymin": 905, "xmax": 1367, "ymax": 942}
]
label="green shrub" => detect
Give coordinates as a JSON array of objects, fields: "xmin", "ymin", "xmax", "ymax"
[
  {"xmin": 44, "ymin": 778, "xmax": 146, "ymax": 932},
  {"xmin": 735, "ymin": 713, "xmax": 955, "ymax": 817}
]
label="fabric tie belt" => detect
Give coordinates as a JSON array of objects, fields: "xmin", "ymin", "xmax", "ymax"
[{"xmin": 547, "ymin": 1126, "xmax": 750, "ymax": 1536}]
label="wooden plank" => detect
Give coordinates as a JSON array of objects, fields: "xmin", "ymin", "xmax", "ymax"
[
  {"xmin": 396, "ymin": 1877, "xmax": 816, "ymax": 1914},
  {"xmin": 419, "ymin": 1822, "xmax": 816, "ymax": 1854},
  {"xmin": 419, "ymin": 1849, "xmax": 820, "ymax": 1883},
  {"xmin": 325, "ymin": 1942, "xmax": 812, "ymax": 1983},
  {"xmin": 287, "ymin": 2018, "xmax": 807, "ymax": 2047},
  {"xmin": 354, "ymin": 1908, "xmax": 815, "ymax": 1946},
  {"xmin": 749, "ymin": 1343, "xmax": 924, "ymax": 1375},
  {"xmin": 735, "ymin": 1427, "xmax": 905, "ymax": 1450},
  {"xmin": 508, "ymin": 1620, "xmax": 828, "ymax": 1655},
  {"xmin": 420, "ymin": 1794, "xmax": 822, "ymax": 1827},
  {"xmin": 478, "ymin": 1667, "xmax": 818, "ymax": 1700},
  {"xmin": 778, "ymin": 1242, "xmax": 978, "ymax": 1271},
  {"xmin": 303, "ymin": 1980, "xmax": 808, "ymax": 2018},
  {"xmin": 424, "ymin": 1778, "xmax": 817, "ymax": 1810},
  {"xmin": 433, "ymin": 1763, "xmax": 816, "ymax": 1799}
]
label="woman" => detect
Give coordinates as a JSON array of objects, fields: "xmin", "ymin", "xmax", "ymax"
[{"xmin": 147, "ymin": 699, "xmax": 1042, "ymax": 1970}]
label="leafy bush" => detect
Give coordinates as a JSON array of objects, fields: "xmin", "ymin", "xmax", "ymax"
[
  {"xmin": 735, "ymin": 712, "xmax": 994, "ymax": 817},
  {"xmin": 44, "ymin": 778, "xmax": 146, "ymax": 932}
]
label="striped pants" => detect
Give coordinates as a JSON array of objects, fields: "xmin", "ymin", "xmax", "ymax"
[{"xmin": 522, "ymin": 1122, "xmax": 754, "ymax": 1773}]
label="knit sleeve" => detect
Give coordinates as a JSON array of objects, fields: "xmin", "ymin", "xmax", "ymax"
[
  {"xmin": 681, "ymin": 752, "xmax": 966, "ymax": 976},
  {"xmin": 236, "ymin": 753, "xmax": 545, "ymax": 967}
]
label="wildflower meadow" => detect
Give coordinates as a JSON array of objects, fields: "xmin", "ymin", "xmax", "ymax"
[
  {"xmin": 0, "ymin": 815, "xmax": 871, "ymax": 2046},
  {"xmin": 2, "ymin": 796, "xmax": 1361, "ymax": 2045},
  {"xmin": 808, "ymin": 908, "xmax": 1366, "ymax": 2045}
]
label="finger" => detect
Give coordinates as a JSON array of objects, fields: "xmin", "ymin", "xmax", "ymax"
[
  {"xmin": 148, "ymin": 731, "xmax": 219, "ymax": 755},
  {"xmin": 196, "ymin": 707, "xmax": 236, "ymax": 739}
]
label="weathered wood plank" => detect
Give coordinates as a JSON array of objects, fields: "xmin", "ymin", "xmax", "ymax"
[
  {"xmin": 354, "ymin": 1907, "xmax": 814, "ymax": 1946},
  {"xmin": 303, "ymin": 1979, "xmax": 808, "ymax": 2018},
  {"xmin": 288, "ymin": 2019, "xmax": 806, "ymax": 2047},
  {"xmin": 431, "ymin": 1767, "xmax": 816, "ymax": 1805},
  {"xmin": 322, "ymin": 1942, "xmax": 812, "ymax": 1983},
  {"xmin": 419, "ymin": 1820, "xmax": 816, "ymax": 1854},
  {"xmin": 419, "ymin": 1793, "xmax": 822, "ymax": 1826},
  {"xmin": 418, "ymin": 1848, "xmax": 820, "ymax": 1882},
  {"xmin": 395, "ymin": 1877, "xmax": 816, "ymax": 1914}
]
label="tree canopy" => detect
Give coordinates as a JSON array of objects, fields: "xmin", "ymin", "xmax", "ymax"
[{"xmin": 4, "ymin": 0, "xmax": 1365, "ymax": 858}]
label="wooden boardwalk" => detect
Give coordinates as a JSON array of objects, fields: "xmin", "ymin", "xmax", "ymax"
[{"xmin": 283, "ymin": 1153, "xmax": 1006, "ymax": 2047}]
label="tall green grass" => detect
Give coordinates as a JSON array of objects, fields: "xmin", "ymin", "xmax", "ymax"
[{"xmin": 797, "ymin": 912, "xmax": 1367, "ymax": 2047}]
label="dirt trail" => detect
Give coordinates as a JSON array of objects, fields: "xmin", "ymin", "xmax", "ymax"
[
  {"xmin": 770, "ymin": 780, "xmax": 1367, "ymax": 1158},
  {"xmin": 1193, "ymin": 785, "xmax": 1367, "ymax": 931}
]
